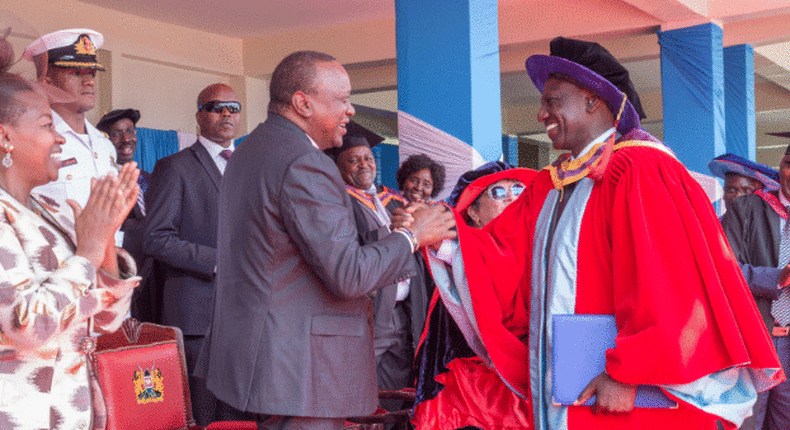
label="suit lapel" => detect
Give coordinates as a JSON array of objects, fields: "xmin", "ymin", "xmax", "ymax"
[
  {"xmin": 190, "ymin": 140, "xmax": 222, "ymax": 191},
  {"xmin": 769, "ymin": 204, "xmax": 782, "ymax": 263},
  {"xmin": 128, "ymin": 202, "xmax": 145, "ymax": 219},
  {"xmin": 765, "ymin": 192, "xmax": 790, "ymax": 264}
]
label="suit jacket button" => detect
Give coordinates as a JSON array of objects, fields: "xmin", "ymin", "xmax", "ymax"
[
  {"xmin": 66, "ymin": 174, "xmax": 73, "ymax": 180},
  {"xmin": 94, "ymin": 152, "xmax": 98, "ymax": 159}
]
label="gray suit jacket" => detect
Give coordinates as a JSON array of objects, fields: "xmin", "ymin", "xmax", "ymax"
[
  {"xmin": 721, "ymin": 193, "xmax": 783, "ymax": 332},
  {"xmin": 197, "ymin": 114, "xmax": 417, "ymax": 418}
]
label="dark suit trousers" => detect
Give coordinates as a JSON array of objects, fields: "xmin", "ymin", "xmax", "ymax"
[
  {"xmin": 185, "ymin": 335, "xmax": 216, "ymax": 426},
  {"xmin": 186, "ymin": 336, "xmax": 255, "ymax": 425},
  {"xmin": 375, "ymin": 298, "xmax": 415, "ymax": 412},
  {"xmin": 740, "ymin": 335, "xmax": 790, "ymax": 430}
]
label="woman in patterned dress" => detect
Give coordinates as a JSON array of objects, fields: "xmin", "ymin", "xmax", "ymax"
[{"xmin": 0, "ymin": 40, "xmax": 140, "ymax": 430}]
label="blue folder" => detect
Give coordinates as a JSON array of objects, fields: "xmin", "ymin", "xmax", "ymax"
[{"xmin": 552, "ymin": 314, "xmax": 677, "ymax": 408}]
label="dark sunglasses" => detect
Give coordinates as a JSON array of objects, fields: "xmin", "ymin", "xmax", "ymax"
[
  {"xmin": 198, "ymin": 100, "xmax": 242, "ymax": 114},
  {"xmin": 486, "ymin": 183, "xmax": 525, "ymax": 200}
]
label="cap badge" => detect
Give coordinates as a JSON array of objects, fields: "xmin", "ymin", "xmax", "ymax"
[{"xmin": 74, "ymin": 35, "xmax": 96, "ymax": 56}]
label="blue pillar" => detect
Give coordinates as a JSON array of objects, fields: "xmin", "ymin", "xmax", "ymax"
[
  {"xmin": 658, "ymin": 23, "xmax": 725, "ymax": 174},
  {"xmin": 724, "ymin": 44, "xmax": 756, "ymax": 161},
  {"xmin": 502, "ymin": 135, "xmax": 518, "ymax": 166},
  {"xmin": 395, "ymin": 0, "xmax": 501, "ymax": 161}
]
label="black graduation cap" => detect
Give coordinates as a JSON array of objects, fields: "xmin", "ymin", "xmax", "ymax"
[
  {"xmin": 96, "ymin": 108, "xmax": 141, "ymax": 134},
  {"xmin": 549, "ymin": 37, "xmax": 647, "ymax": 120},
  {"xmin": 324, "ymin": 121, "xmax": 385, "ymax": 161},
  {"xmin": 447, "ymin": 161, "xmax": 513, "ymax": 208}
]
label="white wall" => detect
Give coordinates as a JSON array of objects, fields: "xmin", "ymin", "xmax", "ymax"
[
  {"xmin": 113, "ymin": 54, "xmax": 231, "ymax": 133},
  {"xmin": 0, "ymin": 0, "xmax": 267, "ymax": 135}
]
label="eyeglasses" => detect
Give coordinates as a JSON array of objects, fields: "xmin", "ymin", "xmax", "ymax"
[
  {"xmin": 486, "ymin": 183, "xmax": 525, "ymax": 200},
  {"xmin": 198, "ymin": 100, "xmax": 242, "ymax": 114},
  {"xmin": 108, "ymin": 128, "xmax": 136, "ymax": 140}
]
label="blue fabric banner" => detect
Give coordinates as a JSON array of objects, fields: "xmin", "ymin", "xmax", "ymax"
[{"xmin": 133, "ymin": 127, "xmax": 179, "ymax": 173}]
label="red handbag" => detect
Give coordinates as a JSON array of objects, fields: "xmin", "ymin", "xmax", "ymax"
[{"xmin": 84, "ymin": 318, "xmax": 195, "ymax": 430}]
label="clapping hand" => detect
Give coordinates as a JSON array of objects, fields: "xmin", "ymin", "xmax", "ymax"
[{"xmin": 68, "ymin": 162, "xmax": 140, "ymax": 275}]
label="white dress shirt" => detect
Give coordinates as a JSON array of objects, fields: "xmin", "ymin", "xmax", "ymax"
[
  {"xmin": 198, "ymin": 135, "xmax": 235, "ymax": 175},
  {"xmin": 34, "ymin": 110, "xmax": 118, "ymax": 209}
]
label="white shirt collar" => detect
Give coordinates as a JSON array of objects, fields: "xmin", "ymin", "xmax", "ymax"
[
  {"xmin": 52, "ymin": 109, "xmax": 97, "ymax": 138},
  {"xmin": 51, "ymin": 109, "xmax": 109, "ymax": 150},
  {"xmin": 51, "ymin": 110, "xmax": 71, "ymax": 135},
  {"xmin": 198, "ymin": 135, "xmax": 234, "ymax": 158},
  {"xmin": 571, "ymin": 127, "xmax": 617, "ymax": 161},
  {"xmin": 306, "ymin": 134, "xmax": 319, "ymax": 149}
]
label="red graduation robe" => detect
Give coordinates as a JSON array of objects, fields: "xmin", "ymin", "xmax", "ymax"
[{"xmin": 452, "ymin": 140, "xmax": 783, "ymax": 429}]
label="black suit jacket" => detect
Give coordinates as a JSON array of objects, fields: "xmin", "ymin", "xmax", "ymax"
[
  {"xmin": 144, "ymin": 142, "xmax": 221, "ymax": 335},
  {"xmin": 721, "ymin": 193, "xmax": 783, "ymax": 331},
  {"xmin": 120, "ymin": 169, "xmax": 150, "ymax": 268},
  {"xmin": 122, "ymin": 170, "xmax": 158, "ymax": 323},
  {"xmin": 348, "ymin": 186, "xmax": 431, "ymax": 344}
]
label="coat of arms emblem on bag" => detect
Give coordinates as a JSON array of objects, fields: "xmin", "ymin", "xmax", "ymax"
[{"xmin": 133, "ymin": 364, "xmax": 164, "ymax": 404}]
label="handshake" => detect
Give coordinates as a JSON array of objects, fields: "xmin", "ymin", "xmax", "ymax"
[{"xmin": 389, "ymin": 202, "xmax": 457, "ymax": 249}]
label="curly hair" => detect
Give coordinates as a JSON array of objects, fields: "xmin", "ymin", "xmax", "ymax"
[{"xmin": 396, "ymin": 154, "xmax": 446, "ymax": 198}]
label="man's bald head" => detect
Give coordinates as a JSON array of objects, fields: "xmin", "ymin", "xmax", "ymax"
[
  {"xmin": 197, "ymin": 83, "xmax": 236, "ymax": 107},
  {"xmin": 196, "ymin": 83, "xmax": 241, "ymax": 148}
]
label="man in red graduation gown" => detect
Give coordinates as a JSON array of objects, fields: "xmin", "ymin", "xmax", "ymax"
[{"xmin": 424, "ymin": 37, "xmax": 784, "ymax": 430}]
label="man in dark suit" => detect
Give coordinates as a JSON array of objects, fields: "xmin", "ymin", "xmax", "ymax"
[
  {"xmin": 326, "ymin": 122, "xmax": 431, "ymax": 412},
  {"xmin": 97, "ymin": 108, "xmax": 156, "ymax": 322},
  {"xmin": 144, "ymin": 83, "xmax": 245, "ymax": 426},
  {"xmin": 722, "ymin": 146, "xmax": 790, "ymax": 430},
  {"xmin": 196, "ymin": 51, "xmax": 456, "ymax": 430}
]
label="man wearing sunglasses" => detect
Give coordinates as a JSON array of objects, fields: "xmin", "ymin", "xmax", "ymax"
[{"xmin": 144, "ymin": 83, "xmax": 250, "ymax": 426}]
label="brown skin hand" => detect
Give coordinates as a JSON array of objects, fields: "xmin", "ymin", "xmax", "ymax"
[
  {"xmin": 574, "ymin": 372, "xmax": 638, "ymax": 414},
  {"xmin": 395, "ymin": 203, "xmax": 456, "ymax": 248}
]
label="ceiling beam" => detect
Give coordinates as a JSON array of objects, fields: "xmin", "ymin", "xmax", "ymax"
[
  {"xmin": 724, "ymin": 12, "xmax": 790, "ymax": 47},
  {"xmin": 618, "ymin": 0, "xmax": 708, "ymax": 22}
]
